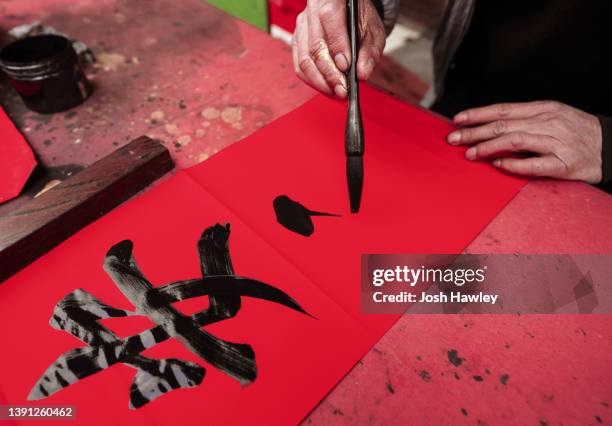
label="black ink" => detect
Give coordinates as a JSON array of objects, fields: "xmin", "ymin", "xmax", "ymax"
[
  {"xmin": 418, "ymin": 370, "xmax": 431, "ymax": 382},
  {"xmin": 500, "ymin": 374, "xmax": 510, "ymax": 385},
  {"xmin": 30, "ymin": 224, "xmax": 310, "ymax": 408},
  {"xmin": 198, "ymin": 224, "xmax": 240, "ymax": 318},
  {"xmin": 273, "ymin": 195, "xmax": 339, "ymax": 237},
  {"xmin": 447, "ymin": 349, "xmax": 463, "ymax": 367}
]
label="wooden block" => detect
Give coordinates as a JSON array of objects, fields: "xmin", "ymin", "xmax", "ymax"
[{"xmin": 0, "ymin": 136, "xmax": 174, "ymax": 283}]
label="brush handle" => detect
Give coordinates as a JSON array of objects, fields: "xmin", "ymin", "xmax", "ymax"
[{"xmin": 345, "ymin": 0, "xmax": 364, "ymax": 156}]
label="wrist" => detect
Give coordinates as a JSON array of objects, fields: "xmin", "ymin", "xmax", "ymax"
[
  {"xmin": 586, "ymin": 114, "xmax": 603, "ymax": 184},
  {"xmin": 596, "ymin": 115, "xmax": 612, "ymax": 184}
]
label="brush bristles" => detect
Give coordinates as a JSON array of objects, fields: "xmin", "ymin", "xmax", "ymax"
[{"xmin": 346, "ymin": 155, "xmax": 363, "ymax": 213}]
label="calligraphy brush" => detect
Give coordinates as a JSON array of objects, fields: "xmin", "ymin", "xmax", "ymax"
[{"xmin": 345, "ymin": 0, "xmax": 364, "ymax": 213}]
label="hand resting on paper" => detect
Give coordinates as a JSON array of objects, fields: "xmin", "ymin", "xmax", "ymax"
[
  {"xmin": 291, "ymin": 0, "xmax": 385, "ymax": 99},
  {"xmin": 446, "ymin": 101, "xmax": 604, "ymax": 184}
]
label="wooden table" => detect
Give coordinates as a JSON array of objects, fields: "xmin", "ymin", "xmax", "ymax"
[{"xmin": 1, "ymin": 1, "xmax": 611, "ymax": 424}]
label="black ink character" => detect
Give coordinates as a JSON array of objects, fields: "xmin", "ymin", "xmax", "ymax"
[
  {"xmin": 29, "ymin": 223, "xmax": 309, "ymax": 409},
  {"xmin": 273, "ymin": 195, "xmax": 339, "ymax": 237}
]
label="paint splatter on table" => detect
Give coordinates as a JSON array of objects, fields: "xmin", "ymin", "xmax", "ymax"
[{"xmin": 0, "ymin": 0, "xmax": 313, "ymax": 214}]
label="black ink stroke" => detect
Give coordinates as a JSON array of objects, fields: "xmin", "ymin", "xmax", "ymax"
[
  {"xmin": 273, "ymin": 195, "xmax": 339, "ymax": 237},
  {"xmin": 29, "ymin": 223, "xmax": 309, "ymax": 409}
]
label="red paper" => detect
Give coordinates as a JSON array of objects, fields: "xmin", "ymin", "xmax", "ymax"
[
  {"xmin": 0, "ymin": 85, "xmax": 526, "ymax": 425},
  {"xmin": 186, "ymin": 85, "xmax": 527, "ymax": 335},
  {"xmin": 269, "ymin": 0, "xmax": 306, "ymax": 32},
  {"xmin": 0, "ymin": 106, "xmax": 37, "ymax": 204}
]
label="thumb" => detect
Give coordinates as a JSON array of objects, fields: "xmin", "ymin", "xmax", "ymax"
[{"xmin": 357, "ymin": 24, "xmax": 385, "ymax": 80}]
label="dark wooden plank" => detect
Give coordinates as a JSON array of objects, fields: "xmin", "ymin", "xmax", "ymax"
[{"xmin": 0, "ymin": 136, "xmax": 174, "ymax": 283}]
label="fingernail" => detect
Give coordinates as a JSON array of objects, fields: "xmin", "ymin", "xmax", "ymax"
[
  {"xmin": 334, "ymin": 84, "xmax": 347, "ymax": 98},
  {"xmin": 447, "ymin": 131, "xmax": 461, "ymax": 144},
  {"xmin": 454, "ymin": 112, "xmax": 467, "ymax": 123},
  {"xmin": 465, "ymin": 147, "xmax": 476, "ymax": 160},
  {"xmin": 335, "ymin": 53, "xmax": 349, "ymax": 71}
]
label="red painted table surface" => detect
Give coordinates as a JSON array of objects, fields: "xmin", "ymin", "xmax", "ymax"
[{"xmin": 0, "ymin": 1, "xmax": 611, "ymax": 425}]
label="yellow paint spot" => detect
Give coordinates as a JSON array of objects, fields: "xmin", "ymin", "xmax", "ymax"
[
  {"xmin": 195, "ymin": 129, "xmax": 205, "ymax": 138},
  {"xmin": 143, "ymin": 36, "xmax": 158, "ymax": 47},
  {"xmin": 165, "ymin": 123, "xmax": 180, "ymax": 135},
  {"xmin": 221, "ymin": 106, "xmax": 242, "ymax": 125},
  {"xmin": 150, "ymin": 110, "xmax": 165, "ymax": 120},
  {"xmin": 177, "ymin": 135, "xmax": 192, "ymax": 146},
  {"xmin": 202, "ymin": 121, "xmax": 211, "ymax": 127},
  {"xmin": 197, "ymin": 152, "xmax": 209, "ymax": 163},
  {"xmin": 96, "ymin": 52, "xmax": 126, "ymax": 72},
  {"xmin": 114, "ymin": 13, "xmax": 127, "ymax": 24},
  {"xmin": 201, "ymin": 107, "xmax": 220, "ymax": 120}
]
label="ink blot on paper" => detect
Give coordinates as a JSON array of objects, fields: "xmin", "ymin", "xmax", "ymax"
[
  {"xmin": 29, "ymin": 223, "xmax": 309, "ymax": 409},
  {"xmin": 273, "ymin": 195, "xmax": 339, "ymax": 237}
]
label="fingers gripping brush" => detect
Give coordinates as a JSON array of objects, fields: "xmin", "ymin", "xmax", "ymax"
[{"xmin": 345, "ymin": 0, "xmax": 364, "ymax": 213}]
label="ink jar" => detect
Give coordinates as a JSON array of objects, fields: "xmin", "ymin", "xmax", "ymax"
[{"xmin": 0, "ymin": 34, "xmax": 91, "ymax": 113}]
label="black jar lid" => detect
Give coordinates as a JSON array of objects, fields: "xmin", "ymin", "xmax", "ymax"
[{"xmin": 0, "ymin": 34, "xmax": 77, "ymax": 81}]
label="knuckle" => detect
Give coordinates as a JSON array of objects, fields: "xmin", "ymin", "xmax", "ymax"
[
  {"xmin": 532, "ymin": 100, "xmax": 550, "ymax": 111},
  {"xmin": 546, "ymin": 101, "xmax": 562, "ymax": 112},
  {"xmin": 510, "ymin": 133, "xmax": 525, "ymax": 149},
  {"xmin": 546, "ymin": 115, "xmax": 565, "ymax": 131},
  {"xmin": 298, "ymin": 56, "xmax": 315, "ymax": 73},
  {"xmin": 309, "ymin": 40, "xmax": 328, "ymax": 59},
  {"xmin": 368, "ymin": 47, "xmax": 381, "ymax": 62},
  {"xmin": 461, "ymin": 128, "xmax": 472, "ymax": 141},
  {"xmin": 319, "ymin": 2, "xmax": 336, "ymax": 21},
  {"xmin": 539, "ymin": 111, "xmax": 556, "ymax": 121},
  {"xmin": 497, "ymin": 103, "xmax": 511, "ymax": 117},
  {"xmin": 493, "ymin": 120, "xmax": 507, "ymax": 136},
  {"xmin": 317, "ymin": 59, "xmax": 335, "ymax": 78}
]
